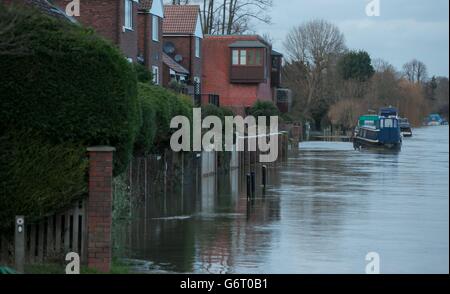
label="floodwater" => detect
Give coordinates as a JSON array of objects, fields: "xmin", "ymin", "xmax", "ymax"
[{"xmin": 119, "ymin": 126, "xmax": 449, "ymax": 274}]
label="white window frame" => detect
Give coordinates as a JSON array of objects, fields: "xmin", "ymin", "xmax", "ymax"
[
  {"xmin": 152, "ymin": 66, "xmax": 159, "ymax": 85},
  {"xmin": 152, "ymin": 15, "xmax": 159, "ymax": 42},
  {"xmin": 124, "ymin": 0, "xmax": 133, "ymax": 30},
  {"xmin": 195, "ymin": 37, "xmax": 200, "ymax": 58},
  {"xmin": 240, "ymin": 50, "xmax": 247, "ymax": 65},
  {"xmin": 232, "ymin": 50, "xmax": 239, "ymax": 65}
]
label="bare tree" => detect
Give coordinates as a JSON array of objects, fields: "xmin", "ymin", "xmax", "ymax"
[
  {"xmin": 402, "ymin": 59, "xmax": 428, "ymax": 84},
  {"xmin": 167, "ymin": 0, "xmax": 272, "ymax": 35},
  {"xmin": 283, "ymin": 20, "xmax": 346, "ymax": 121}
]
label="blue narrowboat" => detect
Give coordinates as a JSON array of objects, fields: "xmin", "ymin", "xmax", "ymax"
[{"xmin": 353, "ymin": 108, "xmax": 402, "ymax": 151}]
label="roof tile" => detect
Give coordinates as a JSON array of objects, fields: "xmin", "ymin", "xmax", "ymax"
[{"xmin": 163, "ymin": 5, "xmax": 199, "ymax": 35}]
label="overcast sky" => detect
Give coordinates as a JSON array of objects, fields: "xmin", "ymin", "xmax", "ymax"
[{"xmin": 255, "ymin": 0, "xmax": 449, "ymax": 77}]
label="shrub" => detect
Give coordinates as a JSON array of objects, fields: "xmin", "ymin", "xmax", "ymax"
[
  {"xmin": 135, "ymin": 83, "xmax": 193, "ymax": 154},
  {"xmin": 0, "ymin": 6, "xmax": 140, "ymax": 175},
  {"xmin": 248, "ymin": 101, "xmax": 280, "ymax": 123},
  {"xmin": 0, "ymin": 130, "xmax": 88, "ymax": 232},
  {"xmin": 134, "ymin": 63, "xmax": 154, "ymax": 83}
]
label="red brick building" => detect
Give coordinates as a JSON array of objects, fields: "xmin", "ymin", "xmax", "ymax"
[
  {"xmin": 137, "ymin": 0, "xmax": 164, "ymax": 85},
  {"xmin": 162, "ymin": 5, "xmax": 203, "ymax": 94},
  {"xmin": 50, "ymin": 0, "xmax": 140, "ymax": 62},
  {"xmin": 202, "ymin": 35, "xmax": 284, "ymax": 115}
]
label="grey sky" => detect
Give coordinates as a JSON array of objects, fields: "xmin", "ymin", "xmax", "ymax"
[{"xmin": 255, "ymin": 0, "xmax": 449, "ymax": 77}]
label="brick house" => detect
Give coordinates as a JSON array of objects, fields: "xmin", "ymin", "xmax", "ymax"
[
  {"xmin": 137, "ymin": 0, "xmax": 164, "ymax": 85},
  {"xmin": 50, "ymin": 0, "xmax": 140, "ymax": 62},
  {"xmin": 202, "ymin": 35, "xmax": 288, "ymax": 115},
  {"xmin": 162, "ymin": 5, "xmax": 203, "ymax": 97}
]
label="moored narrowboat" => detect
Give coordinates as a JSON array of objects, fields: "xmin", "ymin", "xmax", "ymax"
[{"xmin": 353, "ymin": 111, "xmax": 402, "ymax": 151}]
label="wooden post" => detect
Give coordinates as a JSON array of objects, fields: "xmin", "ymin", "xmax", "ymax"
[
  {"xmin": 55, "ymin": 214, "xmax": 62, "ymax": 256},
  {"xmin": 29, "ymin": 224, "xmax": 36, "ymax": 264},
  {"xmin": 64, "ymin": 212, "xmax": 70, "ymax": 253},
  {"xmin": 37, "ymin": 222, "xmax": 44, "ymax": 262},
  {"xmin": 14, "ymin": 216, "xmax": 25, "ymax": 273},
  {"xmin": 46, "ymin": 216, "xmax": 54, "ymax": 258},
  {"xmin": 73, "ymin": 204, "xmax": 80, "ymax": 255}
]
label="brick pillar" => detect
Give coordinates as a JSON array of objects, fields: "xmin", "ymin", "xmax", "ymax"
[{"xmin": 86, "ymin": 146, "xmax": 115, "ymax": 273}]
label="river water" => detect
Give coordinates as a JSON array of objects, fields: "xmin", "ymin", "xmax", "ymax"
[{"xmin": 120, "ymin": 126, "xmax": 449, "ymax": 274}]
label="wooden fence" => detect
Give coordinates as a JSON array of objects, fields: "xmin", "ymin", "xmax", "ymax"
[{"xmin": 0, "ymin": 200, "xmax": 87, "ymax": 266}]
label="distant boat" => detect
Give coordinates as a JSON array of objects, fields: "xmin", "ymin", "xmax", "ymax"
[
  {"xmin": 353, "ymin": 108, "xmax": 402, "ymax": 151},
  {"xmin": 399, "ymin": 118, "xmax": 413, "ymax": 137},
  {"xmin": 423, "ymin": 114, "xmax": 445, "ymax": 126}
]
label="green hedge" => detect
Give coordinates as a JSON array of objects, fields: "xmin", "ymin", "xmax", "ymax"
[
  {"xmin": 248, "ymin": 101, "xmax": 280, "ymax": 118},
  {"xmin": 135, "ymin": 83, "xmax": 193, "ymax": 154},
  {"xmin": 0, "ymin": 130, "xmax": 88, "ymax": 232},
  {"xmin": 0, "ymin": 6, "xmax": 140, "ymax": 175}
]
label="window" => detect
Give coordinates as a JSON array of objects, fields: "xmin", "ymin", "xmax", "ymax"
[
  {"xmin": 232, "ymin": 50, "xmax": 239, "ymax": 65},
  {"xmin": 152, "ymin": 15, "xmax": 159, "ymax": 42},
  {"xmin": 231, "ymin": 49, "xmax": 263, "ymax": 66},
  {"xmin": 152, "ymin": 66, "xmax": 159, "ymax": 85},
  {"xmin": 382, "ymin": 119, "xmax": 394, "ymax": 128},
  {"xmin": 240, "ymin": 50, "xmax": 247, "ymax": 65},
  {"xmin": 124, "ymin": 0, "xmax": 133, "ymax": 30},
  {"xmin": 195, "ymin": 37, "xmax": 200, "ymax": 58}
]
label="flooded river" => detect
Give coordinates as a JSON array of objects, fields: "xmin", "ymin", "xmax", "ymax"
[{"xmin": 120, "ymin": 126, "xmax": 449, "ymax": 274}]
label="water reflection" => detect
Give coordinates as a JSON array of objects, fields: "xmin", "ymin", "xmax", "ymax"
[{"xmin": 119, "ymin": 126, "xmax": 449, "ymax": 274}]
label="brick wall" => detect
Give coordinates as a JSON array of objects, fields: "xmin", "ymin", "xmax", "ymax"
[
  {"xmin": 52, "ymin": 0, "xmax": 138, "ymax": 61},
  {"xmin": 202, "ymin": 36, "xmax": 273, "ymax": 114},
  {"xmin": 163, "ymin": 35, "xmax": 202, "ymax": 83},
  {"xmin": 86, "ymin": 146, "xmax": 115, "ymax": 273},
  {"xmin": 138, "ymin": 12, "xmax": 163, "ymax": 84}
]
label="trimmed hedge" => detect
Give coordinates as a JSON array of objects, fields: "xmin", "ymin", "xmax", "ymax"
[
  {"xmin": 0, "ymin": 130, "xmax": 88, "ymax": 232},
  {"xmin": 248, "ymin": 101, "xmax": 280, "ymax": 118},
  {"xmin": 135, "ymin": 83, "xmax": 193, "ymax": 154},
  {"xmin": 0, "ymin": 6, "xmax": 140, "ymax": 175}
]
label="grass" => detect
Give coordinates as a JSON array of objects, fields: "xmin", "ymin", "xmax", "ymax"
[{"xmin": 23, "ymin": 258, "xmax": 131, "ymax": 274}]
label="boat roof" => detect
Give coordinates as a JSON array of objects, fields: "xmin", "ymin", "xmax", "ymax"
[{"xmin": 359, "ymin": 115, "xmax": 380, "ymax": 120}]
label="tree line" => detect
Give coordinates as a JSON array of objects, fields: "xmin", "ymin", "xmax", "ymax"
[
  {"xmin": 166, "ymin": 2, "xmax": 448, "ymax": 131},
  {"xmin": 282, "ymin": 19, "xmax": 448, "ymax": 131}
]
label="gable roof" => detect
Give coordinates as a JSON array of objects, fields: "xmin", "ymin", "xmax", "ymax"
[
  {"xmin": 163, "ymin": 53, "xmax": 189, "ymax": 75},
  {"xmin": 163, "ymin": 5, "xmax": 202, "ymax": 37}
]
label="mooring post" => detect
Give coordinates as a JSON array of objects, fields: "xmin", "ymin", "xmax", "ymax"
[
  {"xmin": 246, "ymin": 173, "xmax": 252, "ymax": 200},
  {"xmin": 262, "ymin": 165, "xmax": 267, "ymax": 188},
  {"xmin": 251, "ymin": 172, "xmax": 256, "ymax": 197},
  {"xmin": 15, "ymin": 215, "xmax": 25, "ymax": 273}
]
